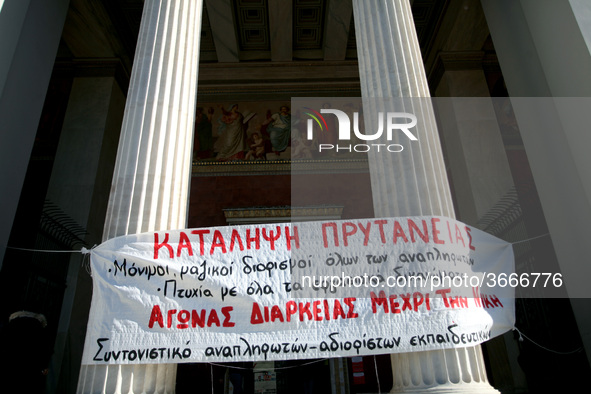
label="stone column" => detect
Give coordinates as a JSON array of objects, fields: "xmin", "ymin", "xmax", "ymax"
[
  {"xmin": 434, "ymin": 66, "xmax": 514, "ymax": 227},
  {"xmin": 352, "ymin": 0, "xmax": 497, "ymax": 392},
  {"xmin": 434, "ymin": 66, "xmax": 529, "ymax": 392},
  {"xmin": 47, "ymin": 74, "xmax": 125, "ymax": 394},
  {"xmin": 481, "ymin": 0, "xmax": 591, "ymax": 365},
  {"xmin": 0, "ymin": 0, "xmax": 70, "ymax": 270},
  {"xmin": 77, "ymin": 0, "xmax": 203, "ymax": 392}
]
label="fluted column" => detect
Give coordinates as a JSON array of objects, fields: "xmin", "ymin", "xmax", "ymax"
[
  {"xmin": 77, "ymin": 0, "xmax": 203, "ymax": 392},
  {"xmin": 352, "ymin": 0, "xmax": 497, "ymax": 392}
]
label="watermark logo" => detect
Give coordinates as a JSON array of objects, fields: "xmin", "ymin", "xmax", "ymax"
[{"xmin": 304, "ymin": 108, "xmax": 418, "ymax": 153}]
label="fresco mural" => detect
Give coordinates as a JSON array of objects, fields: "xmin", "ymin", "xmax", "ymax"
[{"xmin": 192, "ymin": 101, "xmax": 365, "ymax": 162}]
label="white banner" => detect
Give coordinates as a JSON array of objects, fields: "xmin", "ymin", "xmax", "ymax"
[{"xmin": 82, "ymin": 216, "xmax": 515, "ymax": 364}]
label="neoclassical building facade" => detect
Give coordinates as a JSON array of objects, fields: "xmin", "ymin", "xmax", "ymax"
[{"xmin": 1, "ymin": 0, "xmax": 590, "ymax": 393}]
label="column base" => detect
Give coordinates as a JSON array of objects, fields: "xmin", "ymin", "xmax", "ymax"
[
  {"xmin": 390, "ymin": 382, "xmax": 499, "ymax": 393},
  {"xmin": 390, "ymin": 347, "xmax": 499, "ymax": 394},
  {"xmin": 77, "ymin": 364, "xmax": 176, "ymax": 393}
]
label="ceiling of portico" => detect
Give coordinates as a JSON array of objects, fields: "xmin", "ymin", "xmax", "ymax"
[
  {"xmin": 62, "ymin": 0, "xmax": 500, "ymax": 99},
  {"xmin": 66, "ymin": 1, "xmax": 446, "ymax": 61},
  {"xmin": 98, "ymin": 0, "xmax": 447, "ymax": 63}
]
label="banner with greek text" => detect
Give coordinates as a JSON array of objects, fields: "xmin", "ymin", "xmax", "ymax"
[{"xmin": 82, "ymin": 216, "xmax": 515, "ymax": 364}]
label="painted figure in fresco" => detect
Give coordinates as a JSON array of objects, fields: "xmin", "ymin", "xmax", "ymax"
[
  {"xmin": 214, "ymin": 104, "xmax": 247, "ymax": 161},
  {"xmin": 245, "ymin": 132, "xmax": 266, "ymax": 161},
  {"xmin": 290, "ymin": 110, "xmax": 313, "ymax": 159},
  {"xmin": 193, "ymin": 106, "xmax": 214, "ymax": 159},
  {"xmin": 310, "ymin": 102, "xmax": 340, "ymax": 158},
  {"xmin": 263, "ymin": 105, "xmax": 291, "ymax": 155},
  {"xmin": 318, "ymin": 102, "xmax": 338, "ymax": 145}
]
